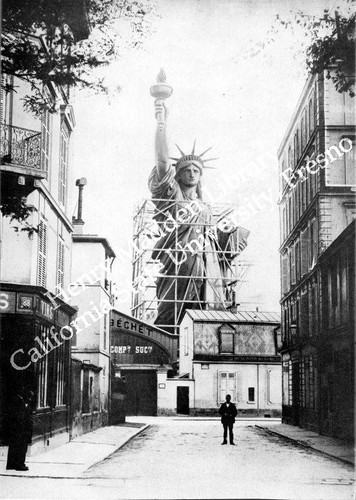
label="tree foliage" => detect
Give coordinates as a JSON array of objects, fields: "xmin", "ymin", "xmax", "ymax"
[
  {"xmin": 1, "ymin": 0, "xmax": 159, "ymax": 114},
  {"xmin": 247, "ymin": 3, "xmax": 355, "ymax": 97},
  {"xmin": 0, "ymin": 193, "xmax": 38, "ymax": 236}
]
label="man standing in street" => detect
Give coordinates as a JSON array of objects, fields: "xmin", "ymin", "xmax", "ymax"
[{"xmin": 219, "ymin": 394, "xmax": 237, "ymax": 445}]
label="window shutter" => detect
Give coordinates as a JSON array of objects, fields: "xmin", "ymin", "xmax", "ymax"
[
  {"xmin": 290, "ymin": 244, "xmax": 296, "ymax": 285},
  {"xmin": 281, "ymin": 252, "xmax": 288, "ymax": 295},
  {"xmin": 37, "ymin": 221, "xmax": 47, "ymax": 287},
  {"xmin": 59, "ymin": 123, "xmax": 69, "ymax": 207},
  {"xmin": 41, "ymin": 110, "xmax": 51, "ymax": 173},
  {"xmin": 0, "ymin": 75, "xmax": 5, "ymax": 123},
  {"xmin": 57, "ymin": 239, "xmax": 65, "ymax": 291},
  {"xmin": 301, "ymin": 228, "xmax": 308, "ymax": 276}
]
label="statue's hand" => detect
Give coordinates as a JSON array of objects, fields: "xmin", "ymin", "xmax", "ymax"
[{"xmin": 155, "ymin": 99, "xmax": 168, "ymax": 125}]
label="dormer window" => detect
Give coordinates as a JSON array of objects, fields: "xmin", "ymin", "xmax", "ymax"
[{"xmin": 219, "ymin": 324, "xmax": 235, "ymax": 354}]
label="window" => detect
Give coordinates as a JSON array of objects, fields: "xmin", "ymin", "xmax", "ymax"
[
  {"xmin": 294, "ymin": 132, "xmax": 299, "ymax": 165},
  {"xmin": 37, "ymin": 220, "xmax": 47, "ymax": 287},
  {"xmin": 309, "ymin": 96, "xmax": 314, "ymax": 134},
  {"xmin": 292, "ymin": 189, "xmax": 297, "ymax": 227},
  {"xmin": 218, "ymin": 371, "xmax": 236, "ymax": 403},
  {"xmin": 300, "ymin": 355, "xmax": 315, "ymax": 409},
  {"xmin": 326, "ymin": 135, "xmax": 355, "ymax": 186},
  {"xmin": 343, "ymin": 136, "xmax": 355, "ymax": 185},
  {"xmin": 36, "ymin": 325, "xmax": 49, "ymax": 408},
  {"xmin": 183, "ymin": 327, "xmax": 188, "ymax": 356},
  {"xmin": 219, "ymin": 325, "xmax": 235, "ymax": 354},
  {"xmin": 288, "ymin": 361, "xmax": 293, "ymax": 405},
  {"xmin": 295, "ymin": 239, "xmax": 301, "ymax": 282},
  {"xmin": 309, "ymin": 219, "xmax": 317, "ymax": 270},
  {"xmin": 290, "ymin": 244, "xmax": 296, "ymax": 285},
  {"xmin": 282, "ymin": 362, "xmax": 289, "ymax": 405},
  {"xmin": 309, "ymin": 285, "xmax": 317, "ymax": 336},
  {"xmin": 300, "ymin": 228, "xmax": 308, "ymax": 276},
  {"xmin": 103, "ymin": 314, "xmax": 107, "ymax": 350},
  {"xmin": 82, "ymin": 369, "xmax": 89, "ymax": 413},
  {"xmin": 300, "ymin": 289, "xmax": 309, "ymax": 338},
  {"xmin": 288, "ymin": 146, "xmax": 293, "ymax": 170},
  {"xmin": 0, "ymin": 75, "xmax": 9, "ymax": 123},
  {"xmin": 59, "ymin": 123, "xmax": 69, "ymax": 206},
  {"xmin": 248, "ymin": 387, "xmax": 255, "ymax": 402},
  {"xmin": 304, "ymin": 107, "xmax": 309, "ymax": 145},
  {"xmin": 55, "ymin": 341, "xmax": 66, "ymax": 406},
  {"xmin": 282, "ymin": 207, "xmax": 286, "ymax": 241},
  {"xmin": 296, "ymin": 181, "xmax": 301, "ymax": 221},
  {"xmin": 281, "ymin": 251, "xmax": 289, "ymax": 295}
]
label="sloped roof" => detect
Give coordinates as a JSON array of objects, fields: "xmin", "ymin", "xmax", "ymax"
[{"xmin": 184, "ymin": 309, "xmax": 280, "ymax": 324}]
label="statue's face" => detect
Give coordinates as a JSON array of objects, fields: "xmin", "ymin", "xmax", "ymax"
[{"xmin": 178, "ymin": 164, "xmax": 201, "ymax": 188}]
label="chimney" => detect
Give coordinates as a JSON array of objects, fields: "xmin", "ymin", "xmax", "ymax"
[{"xmin": 72, "ymin": 177, "xmax": 87, "ymax": 234}]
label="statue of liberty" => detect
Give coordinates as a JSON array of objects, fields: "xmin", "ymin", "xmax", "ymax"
[{"xmin": 148, "ymin": 70, "xmax": 248, "ymax": 333}]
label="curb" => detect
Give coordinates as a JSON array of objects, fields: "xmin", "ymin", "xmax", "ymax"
[
  {"xmin": 255, "ymin": 425, "xmax": 354, "ymax": 466},
  {"xmin": 83, "ymin": 423, "xmax": 150, "ymax": 473}
]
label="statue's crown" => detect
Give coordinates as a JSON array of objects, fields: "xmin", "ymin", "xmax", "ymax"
[{"xmin": 170, "ymin": 141, "xmax": 218, "ymax": 174}]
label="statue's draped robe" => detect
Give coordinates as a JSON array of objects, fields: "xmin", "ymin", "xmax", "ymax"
[{"xmin": 149, "ymin": 165, "xmax": 240, "ymax": 332}]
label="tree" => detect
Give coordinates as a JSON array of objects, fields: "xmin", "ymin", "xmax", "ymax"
[
  {"xmin": 246, "ymin": 3, "xmax": 355, "ymax": 97},
  {"xmin": 1, "ymin": 0, "xmax": 159, "ymax": 114},
  {"xmin": 1, "ymin": 0, "xmax": 158, "ymax": 233}
]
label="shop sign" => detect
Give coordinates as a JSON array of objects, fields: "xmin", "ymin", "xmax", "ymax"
[
  {"xmin": 111, "ymin": 331, "xmax": 169, "ymax": 365},
  {"xmin": 0, "ymin": 292, "xmax": 16, "ymax": 313},
  {"xmin": 110, "ymin": 314, "xmax": 153, "ymax": 336},
  {"xmin": 110, "ymin": 345, "xmax": 154, "ymax": 354}
]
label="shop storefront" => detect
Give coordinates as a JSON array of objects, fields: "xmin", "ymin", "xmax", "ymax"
[
  {"xmin": 0, "ymin": 284, "xmax": 76, "ymax": 450},
  {"xmin": 110, "ymin": 310, "xmax": 177, "ymax": 417}
]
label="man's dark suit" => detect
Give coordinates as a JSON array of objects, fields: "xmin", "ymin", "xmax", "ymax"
[{"xmin": 219, "ymin": 400, "xmax": 237, "ymax": 444}]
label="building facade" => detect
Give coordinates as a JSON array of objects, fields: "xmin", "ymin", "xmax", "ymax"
[
  {"xmin": 173, "ymin": 310, "xmax": 282, "ymax": 416},
  {"xmin": 278, "ymin": 70, "xmax": 355, "ymax": 438},
  {"xmin": 0, "ymin": 11, "xmax": 90, "ymax": 451},
  {"xmin": 70, "ymin": 229, "xmax": 116, "ymax": 438},
  {"xmin": 0, "ymin": 69, "xmax": 77, "ymax": 451},
  {"xmin": 318, "ymin": 221, "xmax": 354, "ymax": 440}
]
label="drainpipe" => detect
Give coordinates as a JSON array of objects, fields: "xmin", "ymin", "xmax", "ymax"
[{"xmin": 257, "ymin": 364, "xmax": 260, "ymax": 412}]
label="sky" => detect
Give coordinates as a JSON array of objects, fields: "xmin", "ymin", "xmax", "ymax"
[{"xmin": 68, "ymin": 0, "xmax": 344, "ymax": 315}]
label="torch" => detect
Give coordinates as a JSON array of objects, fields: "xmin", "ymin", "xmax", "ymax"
[{"xmin": 150, "ymin": 68, "xmax": 173, "ymax": 131}]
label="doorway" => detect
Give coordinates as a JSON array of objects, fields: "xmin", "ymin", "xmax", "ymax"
[
  {"xmin": 177, "ymin": 386, "xmax": 189, "ymax": 415},
  {"xmin": 123, "ymin": 370, "xmax": 157, "ymax": 416}
]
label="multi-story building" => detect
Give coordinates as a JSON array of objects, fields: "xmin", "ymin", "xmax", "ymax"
[
  {"xmin": 278, "ymin": 70, "xmax": 355, "ymax": 438},
  {"xmin": 0, "ymin": 17, "xmax": 88, "ymax": 451},
  {"xmin": 70, "ymin": 209, "xmax": 116, "ymax": 437},
  {"xmin": 318, "ymin": 220, "xmax": 354, "ymax": 440}
]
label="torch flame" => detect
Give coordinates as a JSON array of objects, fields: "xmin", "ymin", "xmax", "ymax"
[{"xmin": 157, "ymin": 68, "xmax": 167, "ymax": 83}]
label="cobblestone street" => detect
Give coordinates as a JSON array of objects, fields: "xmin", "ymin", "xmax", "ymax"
[{"xmin": 0, "ymin": 419, "xmax": 353, "ymax": 499}]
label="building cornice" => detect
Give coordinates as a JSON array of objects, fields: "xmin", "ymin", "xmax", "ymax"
[{"xmin": 72, "ymin": 234, "xmax": 116, "ymax": 258}]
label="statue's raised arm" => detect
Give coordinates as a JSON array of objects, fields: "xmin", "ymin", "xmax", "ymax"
[
  {"xmin": 154, "ymin": 101, "xmax": 169, "ymax": 180},
  {"xmin": 150, "ymin": 69, "xmax": 173, "ymax": 181}
]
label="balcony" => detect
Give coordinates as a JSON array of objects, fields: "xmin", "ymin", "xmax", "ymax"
[{"xmin": 0, "ymin": 124, "xmax": 47, "ymax": 179}]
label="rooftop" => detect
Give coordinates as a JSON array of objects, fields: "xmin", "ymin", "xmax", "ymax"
[{"xmin": 184, "ymin": 310, "xmax": 280, "ymax": 324}]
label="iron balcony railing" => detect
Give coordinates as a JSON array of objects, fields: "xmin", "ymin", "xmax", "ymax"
[{"xmin": 0, "ymin": 123, "xmax": 44, "ymax": 173}]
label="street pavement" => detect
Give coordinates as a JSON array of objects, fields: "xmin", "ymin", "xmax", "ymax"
[{"xmin": 0, "ymin": 417, "xmax": 354, "ymax": 500}]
